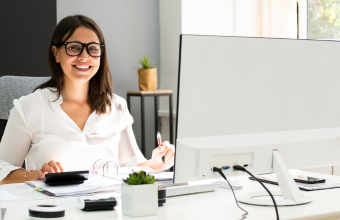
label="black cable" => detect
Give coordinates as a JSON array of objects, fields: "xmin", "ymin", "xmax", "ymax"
[
  {"xmin": 233, "ymin": 165, "xmax": 279, "ymax": 220},
  {"xmin": 213, "ymin": 167, "xmax": 248, "ymax": 220}
]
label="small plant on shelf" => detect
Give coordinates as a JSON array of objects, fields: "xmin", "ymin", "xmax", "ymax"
[
  {"xmin": 136, "ymin": 55, "xmax": 155, "ymax": 69},
  {"xmin": 123, "ymin": 170, "xmax": 157, "ymax": 185},
  {"xmin": 135, "ymin": 55, "xmax": 158, "ymax": 91}
]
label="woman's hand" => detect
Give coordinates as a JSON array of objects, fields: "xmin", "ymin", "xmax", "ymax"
[
  {"xmin": 151, "ymin": 141, "xmax": 175, "ymax": 170},
  {"xmin": 34, "ymin": 160, "xmax": 64, "ymax": 180}
]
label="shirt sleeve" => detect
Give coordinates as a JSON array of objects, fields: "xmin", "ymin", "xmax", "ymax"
[
  {"xmin": 0, "ymin": 101, "xmax": 31, "ymax": 182},
  {"xmin": 118, "ymin": 125, "xmax": 147, "ymax": 167}
]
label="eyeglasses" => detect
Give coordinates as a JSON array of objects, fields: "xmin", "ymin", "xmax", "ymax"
[{"xmin": 56, "ymin": 41, "xmax": 104, "ymax": 57}]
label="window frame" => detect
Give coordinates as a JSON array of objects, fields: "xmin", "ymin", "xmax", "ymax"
[{"xmin": 297, "ymin": 0, "xmax": 308, "ymax": 39}]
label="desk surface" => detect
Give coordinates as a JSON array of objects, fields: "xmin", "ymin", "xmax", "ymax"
[{"xmin": 1, "ymin": 176, "xmax": 340, "ymax": 220}]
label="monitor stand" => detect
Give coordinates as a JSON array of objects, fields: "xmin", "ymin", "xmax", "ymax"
[
  {"xmin": 237, "ymin": 150, "xmax": 312, "ymax": 206},
  {"xmin": 0, "ymin": 208, "xmax": 5, "ymax": 220}
]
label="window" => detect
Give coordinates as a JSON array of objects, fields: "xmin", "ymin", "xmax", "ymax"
[{"xmin": 308, "ymin": 0, "xmax": 340, "ymax": 39}]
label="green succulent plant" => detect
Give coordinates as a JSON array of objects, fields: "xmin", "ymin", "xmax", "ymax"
[
  {"xmin": 123, "ymin": 170, "xmax": 157, "ymax": 185},
  {"xmin": 135, "ymin": 55, "xmax": 155, "ymax": 69}
]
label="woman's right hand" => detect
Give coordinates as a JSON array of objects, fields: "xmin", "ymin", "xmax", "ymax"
[{"xmin": 35, "ymin": 160, "xmax": 64, "ymax": 180}]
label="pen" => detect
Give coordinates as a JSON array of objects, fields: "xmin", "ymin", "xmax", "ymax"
[{"xmin": 157, "ymin": 132, "xmax": 165, "ymax": 164}]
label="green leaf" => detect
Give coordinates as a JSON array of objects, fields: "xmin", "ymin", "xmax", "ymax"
[
  {"xmin": 124, "ymin": 170, "xmax": 158, "ymax": 185},
  {"xmin": 135, "ymin": 55, "xmax": 156, "ymax": 69}
]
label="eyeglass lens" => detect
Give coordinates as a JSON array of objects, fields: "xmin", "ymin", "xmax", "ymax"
[{"xmin": 66, "ymin": 42, "xmax": 102, "ymax": 57}]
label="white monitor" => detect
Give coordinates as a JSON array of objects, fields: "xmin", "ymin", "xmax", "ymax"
[{"xmin": 173, "ymin": 35, "xmax": 340, "ymax": 206}]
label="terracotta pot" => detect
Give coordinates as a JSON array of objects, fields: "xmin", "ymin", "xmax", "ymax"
[{"xmin": 138, "ymin": 68, "xmax": 157, "ymax": 91}]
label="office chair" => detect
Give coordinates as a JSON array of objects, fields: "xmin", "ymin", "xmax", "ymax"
[{"xmin": 0, "ymin": 75, "xmax": 51, "ymax": 168}]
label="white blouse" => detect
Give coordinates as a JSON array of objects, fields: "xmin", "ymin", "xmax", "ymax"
[{"xmin": 0, "ymin": 88, "xmax": 147, "ymax": 181}]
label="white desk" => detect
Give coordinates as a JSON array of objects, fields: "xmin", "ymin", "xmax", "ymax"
[{"xmin": 1, "ymin": 176, "xmax": 340, "ymax": 220}]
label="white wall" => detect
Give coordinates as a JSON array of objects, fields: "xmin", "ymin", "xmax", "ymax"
[
  {"xmin": 57, "ymin": 0, "xmax": 160, "ymax": 159},
  {"xmin": 182, "ymin": 0, "xmax": 234, "ymax": 36}
]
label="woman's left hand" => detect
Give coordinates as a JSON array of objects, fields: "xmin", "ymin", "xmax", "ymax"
[{"xmin": 151, "ymin": 141, "xmax": 175, "ymax": 170}]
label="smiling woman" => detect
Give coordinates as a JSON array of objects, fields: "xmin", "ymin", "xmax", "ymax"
[{"xmin": 0, "ymin": 15, "xmax": 175, "ymax": 184}]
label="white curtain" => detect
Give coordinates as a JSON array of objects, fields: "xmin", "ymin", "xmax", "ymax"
[
  {"xmin": 233, "ymin": 0, "xmax": 297, "ymax": 38},
  {"xmin": 181, "ymin": 0, "xmax": 297, "ymax": 39}
]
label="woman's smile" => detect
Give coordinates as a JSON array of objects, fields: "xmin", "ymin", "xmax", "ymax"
[{"xmin": 73, "ymin": 64, "xmax": 92, "ymax": 72}]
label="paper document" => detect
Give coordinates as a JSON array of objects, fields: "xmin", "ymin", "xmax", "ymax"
[
  {"xmin": 113, "ymin": 166, "xmax": 163, "ymax": 175},
  {"xmin": 96, "ymin": 167, "xmax": 171, "ymax": 181},
  {"xmin": 28, "ymin": 174, "xmax": 122, "ymax": 197},
  {"xmin": 0, "ymin": 190, "xmax": 20, "ymax": 201},
  {"xmin": 153, "ymin": 172, "xmax": 173, "ymax": 181}
]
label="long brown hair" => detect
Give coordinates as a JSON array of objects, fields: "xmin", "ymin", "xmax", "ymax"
[{"xmin": 35, "ymin": 15, "xmax": 113, "ymax": 114}]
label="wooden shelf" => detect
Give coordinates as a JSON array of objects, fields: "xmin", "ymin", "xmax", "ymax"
[{"xmin": 127, "ymin": 90, "xmax": 173, "ymax": 95}]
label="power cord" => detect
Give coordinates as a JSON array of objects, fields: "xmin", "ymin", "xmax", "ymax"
[
  {"xmin": 233, "ymin": 165, "xmax": 279, "ymax": 220},
  {"xmin": 213, "ymin": 167, "xmax": 248, "ymax": 220}
]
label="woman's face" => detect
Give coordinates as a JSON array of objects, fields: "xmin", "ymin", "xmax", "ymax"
[{"xmin": 52, "ymin": 26, "xmax": 101, "ymax": 84}]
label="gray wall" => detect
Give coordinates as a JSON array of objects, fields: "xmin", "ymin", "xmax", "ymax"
[{"xmin": 57, "ymin": 0, "xmax": 160, "ymax": 159}]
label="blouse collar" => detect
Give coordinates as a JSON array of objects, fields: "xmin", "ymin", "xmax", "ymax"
[{"xmin": 46, "ymin": 88, "xmax": 98, "ymax": 135}]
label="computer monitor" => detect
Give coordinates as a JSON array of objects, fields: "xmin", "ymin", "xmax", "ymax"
[{"xmin": 173, "ymin": 35, "xmax": 340, "ymax": 206}]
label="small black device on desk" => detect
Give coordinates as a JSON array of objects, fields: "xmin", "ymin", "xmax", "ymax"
[
  {"xmin": 291, "ymin": 175, "xmax": 326, "ymax": 184},
  {"xmin": 28, "ymin": 205, "xmax": 65, "ymax": 219},
  {"xmin": 158, "ymin": 188, "xmax": 166, "ymax": 206},
  {"xmin": 44, "ymin": 171, "xmax": 89, "ymax": 186},
  {"xmin": 78, "ymin": 197, "xmax": 117, "ymax": 211}
]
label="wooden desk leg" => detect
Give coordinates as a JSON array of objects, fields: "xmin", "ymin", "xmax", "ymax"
[
  {"xmin": 155, "ymin": 96, "xmax": 159, "ymax": 148},
  {"xmin": 141, "ymin": 95, "xmax": 145, "ymax": 155}
]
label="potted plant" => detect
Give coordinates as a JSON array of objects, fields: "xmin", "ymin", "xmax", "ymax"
[
  {"xmin": 121, "ymin": 170, "xmax": 158, "ymax": 217},
  {"xmin": 136, "ymin": 55, "xmax": 157, "ymax": 91}
]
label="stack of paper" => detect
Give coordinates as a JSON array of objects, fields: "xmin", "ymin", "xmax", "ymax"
[
  {"xmin": 26, "ymin": 166, "xmax": 173, "ymax": 197},
  {"xmin": 28, "ymin": 174, "xmax": 122, "ymax": 197}
]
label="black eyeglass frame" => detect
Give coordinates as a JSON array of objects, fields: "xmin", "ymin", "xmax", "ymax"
[{"xmin": 55, "ymin": 41, "xmax": 105, "ymax": 57}]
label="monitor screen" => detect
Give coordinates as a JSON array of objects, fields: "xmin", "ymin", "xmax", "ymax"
[{"xmin": 176, "ymin": 35, "xmax": 340, "ymax": 139}]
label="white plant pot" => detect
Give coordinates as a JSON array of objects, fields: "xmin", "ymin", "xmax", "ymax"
[{"xmin": 121, "ymin": 183, "xmax": 158, "ymax": 217}]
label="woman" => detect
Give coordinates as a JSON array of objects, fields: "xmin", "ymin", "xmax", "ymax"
[{"xmin": 0, "ymin": 15, "xmax": 175, "ymax": 184}]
